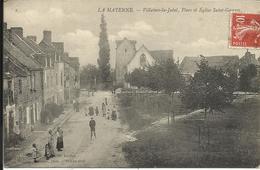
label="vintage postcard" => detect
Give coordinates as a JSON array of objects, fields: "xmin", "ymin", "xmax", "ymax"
[{"xmin": 3, "ymin": 0, "xmax": 260, "ymax": 168}]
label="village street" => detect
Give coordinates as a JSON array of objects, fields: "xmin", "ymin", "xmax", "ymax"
[{"xmin": 6, "ymin": 91, "xmax": 130, "ymax": 168}]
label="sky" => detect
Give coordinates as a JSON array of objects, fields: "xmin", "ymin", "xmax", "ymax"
[{"xmin": 4, "ymin": 0, "xmax": 260, "ymax": 68}]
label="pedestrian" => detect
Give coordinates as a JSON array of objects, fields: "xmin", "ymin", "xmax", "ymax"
[
  {"xmin": 44, "ymin": 143, "xmax": 50, "ymax": 160},
  {"xmin": 107, "ymin": 109, "xmax": 110, "ymax": 120},
  {"xmin": 73, "ymin": 99, "xmax": 76, "ymax": 111},
  {"xmin": 89, "ymin": 106, "xmax": 94, "ymax": 116},
  {"xmin": 47, "ymin": 129, "xmax": 55, "ymax": 158},
  {"xmin": 112, "ymin": 106, "xmax": 117, "ymax": 121},
  {"xmin": 89, "ymin": 117, "xmax": 96, "ymax": 140},
  {"xmin": 76, "ymin": 100, "xmax": 80, "ymax": 112},
  {"xmin": 102, "ymin": 102, "xmax": 106, "ymax": 117},
  {"xmin": 95, "ymin": 106, "xmax": 99, "ymax": 116},
  {"xmin": 32, "ymin": 143, "xmax": 39, "ymax": 163},
  {"xmin": 105, "ymin": 98, "xmax": 108, "ymax": 105},
  {"xmin": 56, "ymin": 127, "xmax": 64, "ymax": 151},
  {"xmin": 13, "ymin": 121, "xmax": 21, "ymax": 146}
]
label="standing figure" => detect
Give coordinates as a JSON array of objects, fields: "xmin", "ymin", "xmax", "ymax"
[
  {"xmin": 89, "ymin": 117, "xmax": 96, "ymax": 140},
  {"xmin": 102, "ymin": 102, "xmax": 106, "ymax": 117},
  {"xmin": 95, "ymin": 106, "xmax": 99, "ymax": 116},
  {"xmin": 32, "ymin": 143, "xmax": 39, "ymax": 163},
  {"xmin": 105, "ymin": 98, "xmax": 108, "ymax": 105},
  {"xmin": 13, "ymin": 121, "xmax": 21, "ymax": 146},
  {"xmin": 89, "ymin": 106, "xmax": 94, "ymax": 116},
  {"xmin": 56, "ymin": 127, "xmax": 64, "ymax": 151},
  {"xmin": 107, "ymin": 109, "xmax": 110, "ymax": 120},
  {"xmin": 47, "ymin": 129, "xmax": 55, "ymax": 158},
  {"xmin": 73, "ymin": 99, "xmax": 76, "ymax": 111},
  {"xmin": 76, "ymin": 100, "xmax": 80, "ymax": 112},
  {"xmin": 112, "ymin": 106, "xmax": 117, "ymax": 121}
]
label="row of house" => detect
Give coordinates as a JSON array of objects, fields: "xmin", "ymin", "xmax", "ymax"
[
  {"xmin": 179, "ymin": 50, "xmax": 260, "ymax": 83},
  {"xmin": 3, "ymin": 23, "xmax": 80, "ymax": 143}
]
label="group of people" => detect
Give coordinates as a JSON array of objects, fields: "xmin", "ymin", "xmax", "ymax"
[
  {"xmin": 32, "ymin": 127, "xmax": 64, "ymax": 163},
  {"xmin": 87, "ymin": 97, "xmax": 118, "ymax": 140}
]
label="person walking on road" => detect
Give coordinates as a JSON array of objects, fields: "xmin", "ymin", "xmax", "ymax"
[
  {"xmin": 48, "ymin": 129, "xmax": 55, "ymax": 158},
  {"xmin": 95, "ymin": 106, "xmax": 99, "ymax": 116},
  {"xmin": 102, "ymin": 102, "xmax": 106, "ymax": 117},
  {"xmin": 89, "ymin": 117, "xmax": 96, "ymax": 140},
  {"xmin": 56, "ymin": 127, "xmax": 64, "ymax": 151}
]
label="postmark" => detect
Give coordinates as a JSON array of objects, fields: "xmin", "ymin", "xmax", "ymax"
[{"xmin": 230, "ymin": 13, "xmax": 260, "ymax": 48}]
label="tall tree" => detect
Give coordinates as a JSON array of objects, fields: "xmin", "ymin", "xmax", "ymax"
[
  {"xmin": 80, "ymin": 64, "xmax": 99, "ymax": 89},
  {"xmin": 97, "ymin": 14, "xmax": 111, "ymax": 85},
  {"xmin": 181, "ymin": 56, "xmax": 235, "ymax": 114}
]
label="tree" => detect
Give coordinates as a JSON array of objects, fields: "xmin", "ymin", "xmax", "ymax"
[
  {"xmin": 80, "ymin": 64, "xmax": 99, "ymax": 89},
  {"xmin": 181, "ymin": 56, "xmax": 235, "ymax": 114},
  {"xmin": 97, "ymin": 14, "xmax": 111, "ymax": 86},
  {"xmin": 125, "ymin": 59, "xmax": 184, "ymax": 93},
  {"xmin": 239, "ymin": 64, "xmax": 257, "ymax": 92}
]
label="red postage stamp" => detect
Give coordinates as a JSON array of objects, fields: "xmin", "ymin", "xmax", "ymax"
[{"xmin": 230, "ymin": 13, "xmax": 260, "ymax": 48}]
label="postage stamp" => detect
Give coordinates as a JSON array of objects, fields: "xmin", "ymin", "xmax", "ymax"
[{"xmin": 230, "ymin": 13, "xmax": 260, "ymax": 48}]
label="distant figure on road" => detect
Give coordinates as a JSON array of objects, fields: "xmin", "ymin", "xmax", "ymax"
[
  {"xmin": 47, "ymin": 129, "xmax": 55, "ymax": 158},
  {"xmin": 76, "ymin": 100, "xmax": 80, "ymax": 112},
  {"xmin": 89, "ymin": 106, "xmax": 94, "ymax": 116},
  {"xmin": 107, "ymin": 109, "xmax": 110, "ymax": 120},
  {"xmin": 112, "ymin": 106, "xmax": 117, "ymax": 121},
  {"xmin": 105, "ymin": 97, "xmax": 108, "ymax": 105},
  {"xmin": 95, "ymin": 106, "xmax": 99, "ymax": 116},
  {"xmin": 56, "ymin": 127, "xmax": 64, "ymax": 151},
  {"xmin": 102, "ymin": 102, "xmax": 106, "ymax": 117},
  {"xmin": 89, "ymin": 117, "xmax": 96, "ymax": 140},
  {"xmin": 73, "ymin": 99, "xmax": 76, "ymax": 111}
]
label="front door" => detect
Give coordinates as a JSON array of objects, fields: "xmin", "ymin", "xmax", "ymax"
[
  {"xmin": 30, "ymin": 106, "xmax": 34, "ymax": 124},
  {"xmin": 9, "ymin": 111, "xmax": 14, "ymax": 138}
]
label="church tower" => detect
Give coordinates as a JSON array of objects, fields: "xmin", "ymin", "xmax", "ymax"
[{"xmin": 115, "ymin": 37, "xmax": 136, "ymax": 86}]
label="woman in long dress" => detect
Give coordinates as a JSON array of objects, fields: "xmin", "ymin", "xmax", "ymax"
[
  {"xmin": 48, "ymin": 129, "xmax": 55, "ymax": 157},
  {"xmin": 56, "ymin": 127, "xmax": 64, "ymax": 151}
]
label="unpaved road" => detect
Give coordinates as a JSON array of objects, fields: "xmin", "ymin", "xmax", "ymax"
[{"xmin": 12, "ymin": 91, "xmax": 130, "ymax": 168}]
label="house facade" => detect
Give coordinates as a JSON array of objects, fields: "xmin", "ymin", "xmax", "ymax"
[
  {"xmin": 115, "ymin": 37, "xmax": 173, "ymax": 87},
  {"xmin": 4, "ymin": 34, "xmax": 43, "ymax": 139}
]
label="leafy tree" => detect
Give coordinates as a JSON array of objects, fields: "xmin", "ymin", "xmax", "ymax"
[
  {"xmin": 80, "ymin": 64, "xmax": 99, "ymax": 89},
  {"xmin": 97, "ymin": 14, "xmax": 111, "ymax": 86},
  {"xmin": 239, "ymin": 64, "xmax": 257, "ymax": 92},
  {"xmin": 125, "ymin": 59, "xmax": 184, "ymax": 93},
  {"xmin": 181, "ymin": 57, "xmax": 235, "ymax": 113}
]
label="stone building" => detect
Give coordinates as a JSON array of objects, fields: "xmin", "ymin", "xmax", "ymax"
[
  {"xmin": 115, "ymin": 37, "xmax": 173, "ymax": 86},
  {"xmin": 4, "ymin": 32, "xmax": 43, "ymax": 139},
  {"xmin": 39, "ymin": 30, "xmax": 65, "ymax": 105}
]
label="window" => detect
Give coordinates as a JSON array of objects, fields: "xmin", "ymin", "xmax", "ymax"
[{"xmin": 18, "ymin": 79, "xmax": 22, "ymax": 94}]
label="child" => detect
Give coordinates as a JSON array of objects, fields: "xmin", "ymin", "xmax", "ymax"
[{"xmin": 32, "ymin": 143, "xmax": 38, "ymax": 163}]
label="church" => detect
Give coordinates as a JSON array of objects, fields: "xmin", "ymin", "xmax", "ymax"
[{"xmin": 115, "ymin": 37, "xmax": 174, "ymax": 87}]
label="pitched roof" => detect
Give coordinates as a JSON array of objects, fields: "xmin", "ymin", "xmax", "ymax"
[
  {"xmin": 23, "ymin": 37, "xmax": 43, "ymax": 54},
  {"xmin": 4, "ymin": 50, "xmax": 28, "ymax": 77},
  {"xmin": 179, "ymin": 56, "xmax": 201, "ymax": 75},
  {"xmin": 10, "ymin": 33, "xmax": 36, "ymax": 57},
  {"xmin": 4, "ymin": 38, "xmax": 42, "ymax": 70},
  {"xmin": 180, "ymin": 55, "xmax": 239, "ymax": 75},
  {"xmin": 149, "ymin": 50, "xmax": 173, "ymax": 62}
]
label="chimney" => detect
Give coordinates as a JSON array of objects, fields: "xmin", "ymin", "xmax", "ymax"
[
  {"xmin": 43, "ymin": 30, "xmax": 52, "ymax": 43},
  {"xmin": 10, "ymin": 27, "xmax": 23, "ymax": 38},
  {"xmin": 53, "ymin": 42, "xmax": 64, "ymax": 54},
  {"xmin": 27, "ymin": 35, "xmax": 37, "ymax": 42}
]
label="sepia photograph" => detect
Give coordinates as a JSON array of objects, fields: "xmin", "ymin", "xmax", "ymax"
[{"xmin": 2, "ymin": 0, "xmax": 260, "ymax": 168}]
